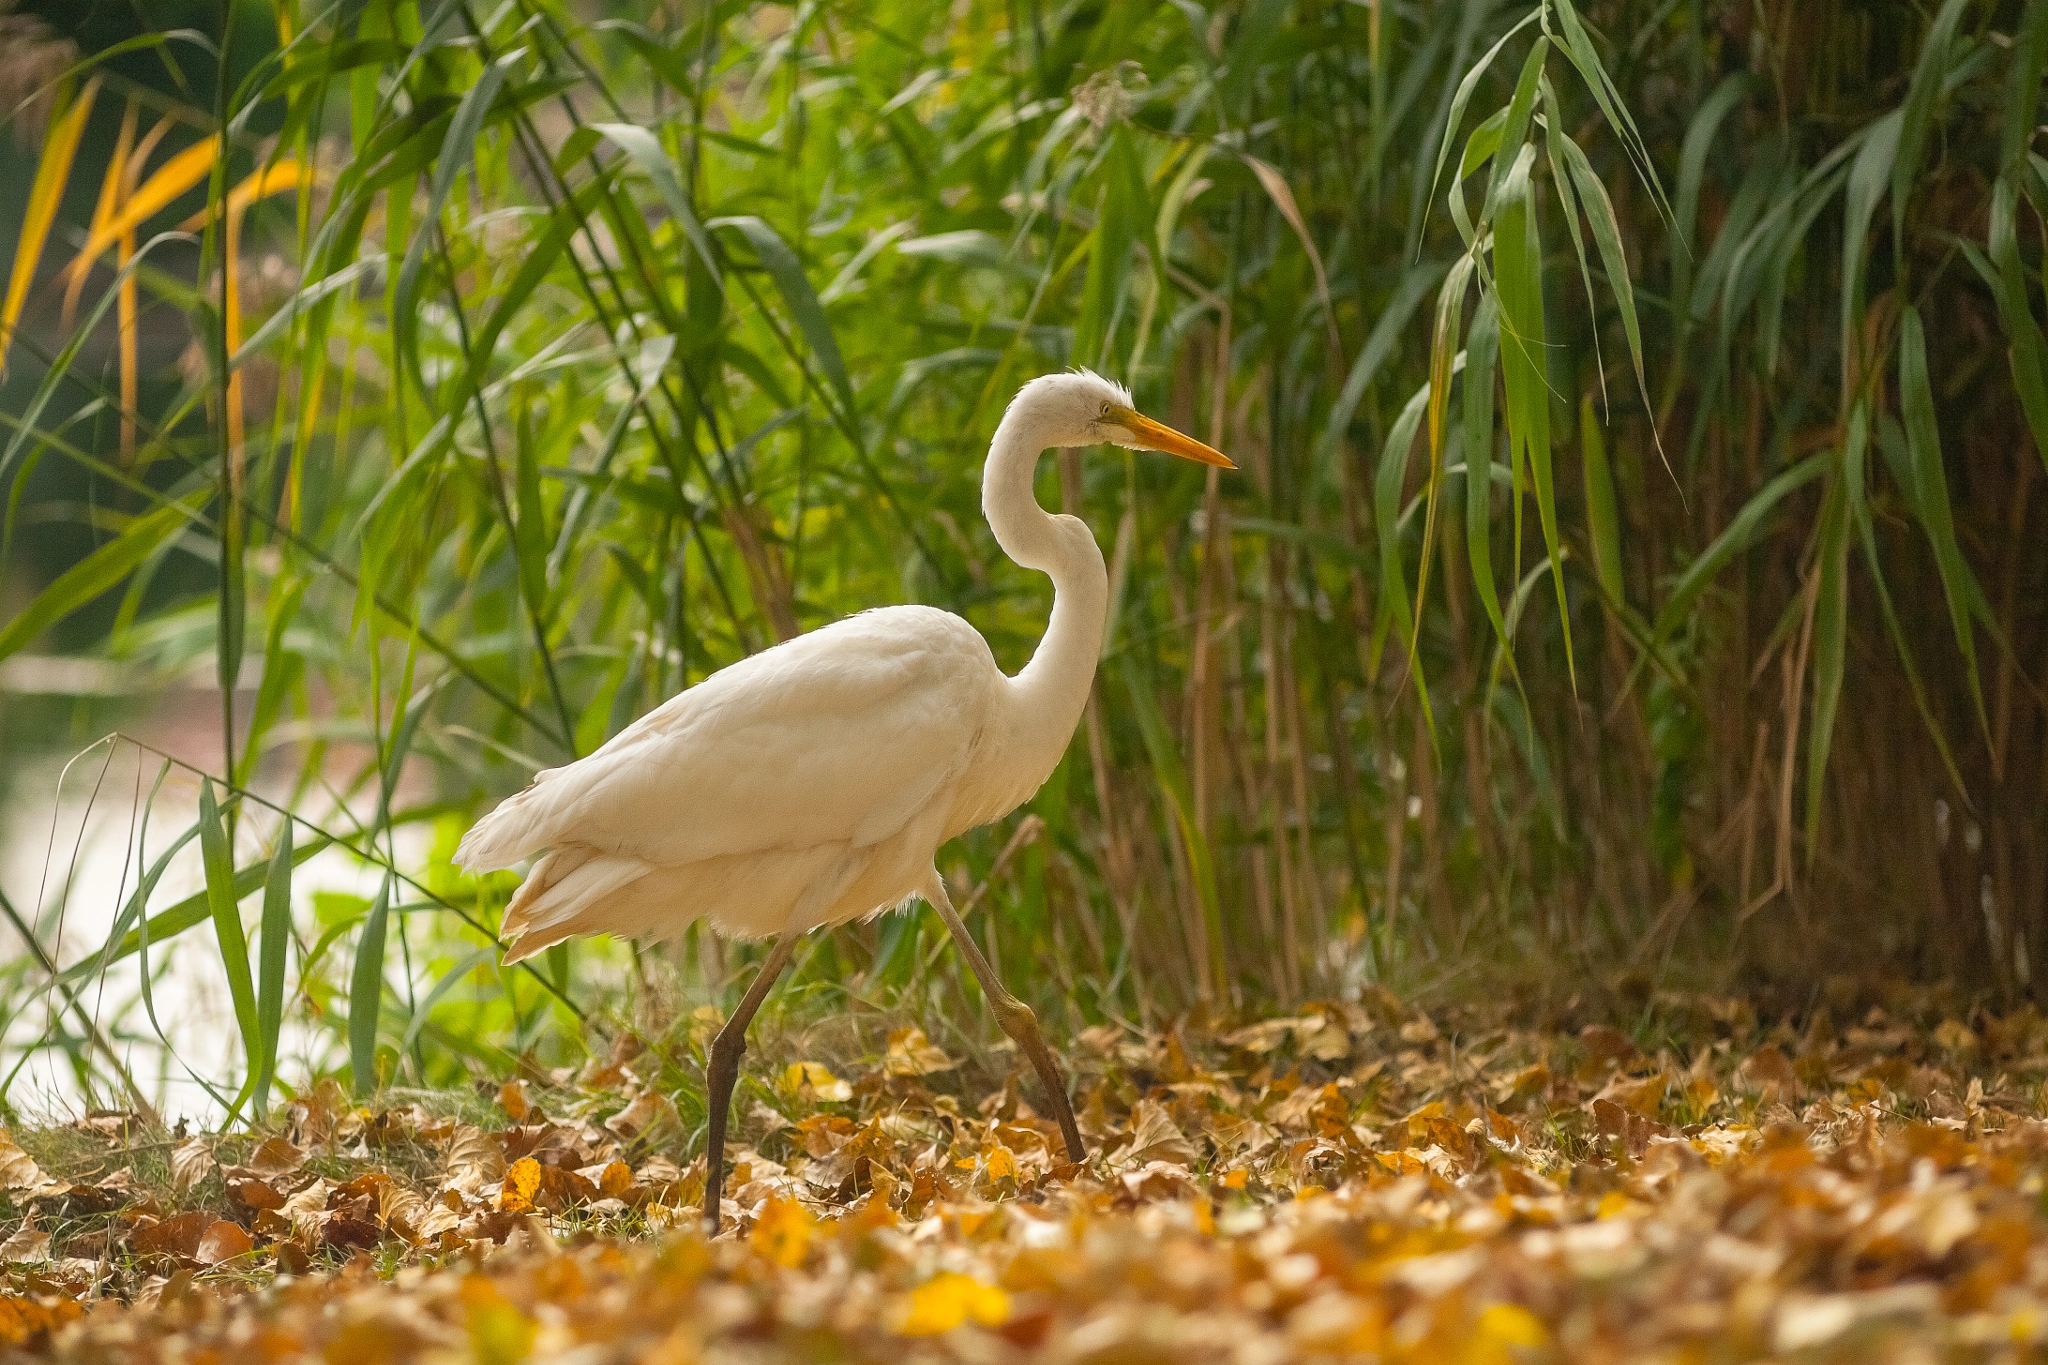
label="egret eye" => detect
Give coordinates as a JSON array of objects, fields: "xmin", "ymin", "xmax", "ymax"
[{"xmin": 1100, "ymin": 402, "xmax": 1114, "ymax": 418}]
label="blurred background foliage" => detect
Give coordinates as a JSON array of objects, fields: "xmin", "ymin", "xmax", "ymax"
[{"xmin": 0, "ymin": 0, "xmax": 2042, "ymax": 1117}]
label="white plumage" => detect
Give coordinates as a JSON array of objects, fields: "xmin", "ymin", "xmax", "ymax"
[
  {"xmin": 459, "ymin": 607, "xmax": 1010, "ymax": 954},
  {"xmin": 456, "ymin": 370, "xmax": 1228, "ymax": 961}
]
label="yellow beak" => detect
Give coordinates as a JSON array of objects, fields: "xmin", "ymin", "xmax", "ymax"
[{"xmin": 1111, "ymin": 408, "xmax": 1234, "ymax": 468}]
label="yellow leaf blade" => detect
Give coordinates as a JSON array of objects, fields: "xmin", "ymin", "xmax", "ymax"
[
  {"xmin": 64, "ymin": 134, "xmax": 221, "ymax": 283},
  {"xmin": 176, "ymin": 158, "xmax": 315, "ymax": 232},
  {"xmin": 1, "ymin": 77, "xmax": 100, "ymax": 374},
  {"xmin": 62, "ymin": 98, "xmax": 136, "ymax": 331}
]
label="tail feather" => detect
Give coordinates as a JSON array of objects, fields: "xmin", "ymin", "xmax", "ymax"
[
  {"xmin": 500, "ymin": 849, "xmax": 651, "ymax": 962},
  {"xmin": 456, "ymin": 779, "xmax": 559, "ymax": 872}
]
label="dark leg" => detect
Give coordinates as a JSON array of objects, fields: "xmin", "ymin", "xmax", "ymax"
[
  {"xmin": 703, "ymin": 932, "xmax": 801, "ymax": 1233},
  {"xmin": 924, "ymin": 870, "xmax": 1086, "ymax": 1164}
]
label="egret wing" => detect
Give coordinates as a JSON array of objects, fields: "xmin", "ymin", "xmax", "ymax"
[{"xmin": 458, "ymin": 608, "xmax": 996, "ymax": 869}]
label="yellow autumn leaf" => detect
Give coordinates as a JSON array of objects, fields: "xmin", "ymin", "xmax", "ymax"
[
  {"xmin": 899, "ymin": 1271, "xmax": 1010, "ymax": 1336},
  {"xmin": 1596, "ymin": 1190, "xmax": 1644, "ymax": 1220},
  {"xmin": 1464, "ymin": 1302, "xmax": 1548, "ymax": 1365},
  {"xmin": 783, "ymin": 1061, "xmax": 852, "ymax": 1102},
  {"xmin": 499, "ymin": 1156, "xmax": 542, "ymax": 1213},
  {"xmin": 884, "ymin": 1026, "xmax": 958, "ymax": 1076},
  {"xmin": 748, "ymin": 1194, "xmax": 812, "ymax": 1268},
  {"xmin": 983, "ymin": 1143, "xmax": 1016, "ymax": 1182}
]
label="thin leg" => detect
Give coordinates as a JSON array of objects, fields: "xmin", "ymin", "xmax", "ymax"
[
  {"xmin": 923, "ymin": 869, "xmax": 1086, "ymax": 1165},
  {"xmin": 703, "ymin": 932, "xmax": 801, "ymax": 1233}
]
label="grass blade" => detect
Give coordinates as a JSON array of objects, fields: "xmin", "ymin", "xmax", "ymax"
[
  {"xmin": 349, "ymin": 878, "xmax": 391, "ymax": 1097},
  {"xmin": 1653, "ymin": 454, "xmax": 1829, "ymax": 645},
  {"xmin": 393, "ymin": 52, "xmax": 517, "ymax": 384},
  {"xmin": 1494, "ymin": 145, "xmax": 1572, "ymax": 688},
  {"xmin": 1672, "ymin": 73, "xmax": 1749, "ymax": 310},
  {"xmin": 1897, "ymin": 307, "xmax": 1988, "ymax": 734},
  {"xmin": 0, "ymin": 499, "xmax": 195, "ymax": 666},
  {"xmin": 398, "ymin": 945, "xmax": 496, "ymax": 1067},
  {"xmin": 1988, "ymin": 177, "xmax": 2048, "ymax": 465},
  {"xmin": 1840, "ymin": 110, "xmax": 1902, "ymax": 395},
  {"xmin": 1464, "ymin": 292, "xmax": 1506, "ymax": 644},
  {"xmin": 1072, "ymin": 124, "xmax": 1147, "ymax": 372},
  {"xmin": 1891, "ymin": 0, "xmax": 1971, "ymax": 259},
  {"xmin": 199, "ymin": 780, "xmax": 261, "ymax": 1110},
  {"xmin": 252, "ymin": 820, "xmax": 293, "ymax": 1120},
  {"xmin": 713, "ymin": 214, "xmax": 857, "ymax": 420},
  {"xmin": 1243, "ymin": 153, "xmax": 1339, "ymax": 356},
  {"xmin": 1579, "ymin": 394, "xmax": 1624, "ymax": 607},
  {"xmin": 1805, "ymin": 411, "xmax": 1864, "ymax": 859},
  {"xmin": 58, "ymin": 830, "xmax": 331, "ymax": 988}
]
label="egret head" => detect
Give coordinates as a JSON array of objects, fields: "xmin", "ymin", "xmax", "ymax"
[{"xmin": 1007, "ymin": 369, "xmax": 1234, "ymax": 467}]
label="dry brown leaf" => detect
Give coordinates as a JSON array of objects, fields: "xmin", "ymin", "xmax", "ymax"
[
  {"xmin": 1121, "ymin": 1099, "xmax": 1198, "ymax": 1167},
  {"xmin": 1220, "ymin": 1017, "xmax": 1305, "ymax": 1052},
  {"xmin": 168, "ymin": 1137, "xmax": 215, "ymax": 1197},
  {"xmin": 194, "ymin": 1220, "xmax": 252, "ymax": 1266},
  {"xmin": 605, "ymin": 1091, "xmax": 682, "ymax": 1146},
  {"xmin": 498, "ymin": 1079, "xmax": 532, "ymax": 1122},
  {"xmin": 0, "ymin": 1131, "xmax": 43, "ymax": 1192},
  {"xmin": 130, "ymin": 1211, "xmax": 210, "ymax": 1260},
  {"xmin": 0, "ymin": 1220, "xmax": 49, "ymax": 1265},
  {"xmin": 444, "ymin": 1125, "xmax": 507, "ymax": 1195},
  {"xmin": 1735, "ymin": 1045, "xmax": 1802, "ymax": 1100},
  {"xmin": 1579, "ymin": 1024, "xmax": 1642, "ymax": 1065},
  {"xmin": 884, "ymin": 1027, "xmax": 958, "ymax": 1076},
  {"xmin": 1594, "ymin": 1070, "xmax": 1668, "ymax": 1119},
  {"xmin": 227, "ymin": 1177, "xmax": 285, "ymax": 1214},
  {"xmin": 244, "ymin": 1136, "xmax": 306, "ymax": 1180}
]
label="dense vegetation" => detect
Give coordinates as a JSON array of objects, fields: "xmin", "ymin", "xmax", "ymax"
[{"xmin": 0, "ymin": 0, "xmax": 2041, "ymax": 1118}]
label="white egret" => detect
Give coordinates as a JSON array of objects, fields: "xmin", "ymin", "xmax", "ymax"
[{"xmin": 455, "ymin": 370, "xmax": 1230, "ymax": 1229}]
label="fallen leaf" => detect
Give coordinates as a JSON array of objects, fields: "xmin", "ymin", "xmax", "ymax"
[
  {"xmin": 605, "ymin": 1091, "xmax": 681, "ymax": 1145},
  {"xmin": 0, "ymin": 1131, "xmax": 43, "ymax": 1192},
  {"xmin": 498, "ymin": 1079, "xmax": 532, "ymax": 1123},
  {"xmin": 884, "ymin": 1027, "xmax": 958, "ymax": 1076},
  {"xmin": 1221, "ymin": 1018, "xmax": 1305, "ymax": 1053},
  {"xmin": 169, "ymin": 1137, "xmax": 215, "ymax": 1197},
  {"xmin": 227, "ymin": 1177, "xmax": 286, "ymax": 1213},
  {"xmin": 320, "ymin": 1216, "xmax": 382, "ymax": 1253},
  {"xmin": 1735, "ymin": 1045, "xmax": 1802, "ymax": 1101},
  {"xmin": 245, "ymin": 1137, "xmax": 306, "ymax": 1180},
  {"xmin": 194, "ymin": 1220, "xmax": 253, "ymax": 1266},
  {"xmin": 0, "ymin": 1294, "xmax": 81, "ymax": 1346},
  {"xmin": 131, "ymin": 1211, "xmax": 211, "ymax": 1260},
  {"xmin": 784, "ymin": 1062, "xmax": 853, "ymax": 1103},
  {"xmin": 1579, "ymin": 1025, "xmax": 1642, "ymax": 1065},
  {"xmin": 500, "ymin": 1157, "xmax": 543, "ymax": 1214},
  {"xmin": 749, "ymin": 1194, "xmax": 811, "ymax": 1268},
  {"xmin": 900, "ymin": 1271, "xmax": 1010, "ymax": 1335},
  {"xmin": 1122, "ymin": 1099, "xmax": 1198, "ymax": 1167},
  {"xmin": 0, "ymin": 1220, "xmax": 49, "ymax": 1264}
]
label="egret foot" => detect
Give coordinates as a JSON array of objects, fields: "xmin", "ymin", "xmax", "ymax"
[{"xmin": 924, "ymin": 868, "xmax": 1086, "ymax": 1164}]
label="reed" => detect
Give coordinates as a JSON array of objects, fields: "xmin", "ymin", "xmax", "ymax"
[{"xmin": 0, "ymin": 0, "xmax": 2039, "ymax": 1114}]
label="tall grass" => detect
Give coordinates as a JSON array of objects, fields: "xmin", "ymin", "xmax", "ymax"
[{"xmin": 0, "ymin": 0, "xmax": 2041, "ymax": 1116}]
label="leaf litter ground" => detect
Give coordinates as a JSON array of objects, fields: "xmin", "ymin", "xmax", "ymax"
[{"xmin": 5, "ymin": 988, "xmax": 2048, "ymax": 1361}]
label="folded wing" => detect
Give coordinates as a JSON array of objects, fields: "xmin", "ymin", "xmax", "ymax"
[{"xmin": 455, "ymin": 607, "xmax": 999, "ymax": 873}]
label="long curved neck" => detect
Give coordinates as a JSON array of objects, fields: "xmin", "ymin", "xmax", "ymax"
[{"xmin": 983, "ymin": 411, "xmax": 1107, "ymax": 751}]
